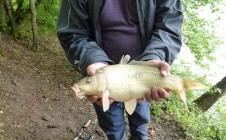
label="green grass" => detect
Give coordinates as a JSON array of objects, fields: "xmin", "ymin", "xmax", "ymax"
[
  {"xmin": 151, "ymin": 94, "xmax": 226, "ymax": 140},
  {"xmin": 0, "ymin": 48, "xmax": 6, "ymax": 57}
]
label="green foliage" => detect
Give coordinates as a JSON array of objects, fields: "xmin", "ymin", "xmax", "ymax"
[
  {"xmin": 36, "ymin": 0, "xmax": 61, "ymax": 35},
  {"xmin": 152, "ymin": 94, "xmax": 226, "ymax": 139},
  {"xmin": 208, "ymin": 86, "xmax": 222, "ymax": 95},
  {"xmin": 181, "ymin": 0, "xmax": 224, "ymax": 66},
  {"xmin": 3, "ymin": 0, "xmax": 61, "ymax": 39},
  {"xmin": 152, "ymin": 56, "xmax": 226, "ymax": 139},
  {"xmin": 0, "ymin": 48, "xmax": 6, "ymax": 57},
  {"xmin": 12, "ymin": 0, "xmax": 30, "ymax": 23},
  {"xmin": 0, "ymin": 21, "xmax": 8, "ymax": 32}
]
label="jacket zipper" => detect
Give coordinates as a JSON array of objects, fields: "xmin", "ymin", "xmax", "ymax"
[
  {"xmin": 136, "ymin": 0, "xmax": 146, "ymax": 47},
  {"xmin": 95, "ymin": 0, "xmax": 102, "ymax": 47}
]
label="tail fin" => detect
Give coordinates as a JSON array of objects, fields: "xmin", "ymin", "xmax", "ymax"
[
  {"xmin": 174, "ymin": 79, "xmax": 206, "ymax": 110},
  {"xmin": 182, "ymin": 78, "xmax": 206, "ymax": 90}
]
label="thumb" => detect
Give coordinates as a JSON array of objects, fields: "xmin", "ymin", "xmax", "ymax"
[
  {"xmin": 87, "ymin": 67, "xmax": 97, "ymax": 76},
  {"xmin": 159, "ymin": 62, "xmax": 170, "ymax": 77},
  {"xmin": 86, "ymin": 64, "xmax": 98, "ymax": 76},
  {"xmin": 161, "ymin": 69, "xmax": 167, "ymax": 77}
]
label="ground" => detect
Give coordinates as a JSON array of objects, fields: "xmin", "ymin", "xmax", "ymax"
[{"xmin": 0, "ymin": 35, "xmax": 187, "ymax": 140}]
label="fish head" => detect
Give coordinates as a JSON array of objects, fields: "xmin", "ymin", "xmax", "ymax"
[{"xmin": 71, "ymin": 73, "xmax": 107, "ymax": 97}]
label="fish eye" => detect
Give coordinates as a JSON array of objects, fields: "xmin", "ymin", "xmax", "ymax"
[{"xmin": 86, "ymin": 78, "xmax": 91, "ymax": 83}]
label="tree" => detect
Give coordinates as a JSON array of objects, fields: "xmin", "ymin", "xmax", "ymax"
[
  {"xmin": 29, "ymin": 0, "xmax": 39, "ymax": 51},
  {"xmin": 180, "ymin": 0, "xmax": 226, "ymax": 111},
  {"xmin": 181, "ymin": 0, "xmax": 223, "ymax": 66},
  {"xmin": 2, "ymin": 0, "xmax": 18, "ymax": 38},
  {"xmin": 0, "ymin": 32, "xmax": 2, "ymax": 48},
  {"xmin": 0, "ymin": 0, "xmax": 6, "ymax": 29},
  {"xmin": 194, "ymin": 76, "xmax": 226, "ymax": 112},
  {"xmin": 0, "ymin": 32, "xmax": 4, "ymax": 56}
]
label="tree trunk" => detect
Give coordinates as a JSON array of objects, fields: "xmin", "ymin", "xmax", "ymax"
[
  {"xmin": 2, "ymin": 0, "xmax": 18, "ymax": 38},
  {"xmin": 29, "ymin": 0, "xmax": 38, "ymax": 52},
  {"xmin": 0, "ymin": 32, "xmax": 4, "ymax": 56},
  {"xmin": 0, "ymin": 32, "xmax": 2, "ymax": 48},
  {"xmin": 0, "ymin": 0, "xmax": 6, "ymax": 29},
  {"xmin": 194, "ymin": 76, "xmax": 226, "ymax": 112}
]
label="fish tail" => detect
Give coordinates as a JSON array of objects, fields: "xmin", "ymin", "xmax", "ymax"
[
  {"xmin": 173, "ymin": 78, "xmax": 205, "ymax": 110},
  {"xmin": 182, "ymin": 78, "xmax": 206, "ymax": 90}
]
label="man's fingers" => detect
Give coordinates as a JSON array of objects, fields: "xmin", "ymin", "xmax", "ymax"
[
  {"xmin": 87, "ymin": 67, "xmax": 96, "ymax": 76},
  {"xmin": 158, "ymin": 88, "xmax": 169, "ymax": 100},
  {"xmin": 159, "ymin": 61, "xmax": 170, "ymax": 77},
  {"xmin": 151, "ymin": 87, "xmax": 160, "ymax": 102},
  {"xmin": 86, "ymin": 62, "xmax": 108, "ymax": 76},
  {"xmin": 86, "ymin": 64, "xmax": 98, "ymax": 76},
  {"xmin": 96, "ymin": 98, "xmax": 114, "ymax": 105},
  {"xmin": 146, "ymin": 60, "xmax": 170, "ymax": 77},
  {"xmin": 138, "ymin": 99, "xmax": 145, "ymax": 104},
  {"xmin": 87, "ymin": 95, "xmax": 99, "ymax": 103},
  {"xmin": 96, "ymin": 98, "xmax": 103, "ymax": 105},
  {"xmin": 109, "ymin": 99, "xmax": 114, "ymax": 104},
  {"xmin": 87, "ymin": 95, "xmax": 114, "ymax": 105},
  {"xmin": 87, "ymin": 95, "xmax": 102, "ymax": 105},
  {"xmin": 145, "ymin": 87, "xmax": 170, "ymax": 102}
]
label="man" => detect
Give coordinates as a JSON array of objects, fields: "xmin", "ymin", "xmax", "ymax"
[{"xmin": 57, "ymin": 0, "xmax": 183, "ymax": 139}]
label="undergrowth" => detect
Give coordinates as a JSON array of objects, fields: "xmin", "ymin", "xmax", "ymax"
[{"xmin": 151, "ymin": 94, "xmax": 226, "ymax": 140}]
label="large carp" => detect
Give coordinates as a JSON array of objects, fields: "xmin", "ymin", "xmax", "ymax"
[{"xmin": 72, "ymin": 55, "xmax": 205, "ymax": 115}]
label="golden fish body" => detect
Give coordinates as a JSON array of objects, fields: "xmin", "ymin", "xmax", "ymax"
[
  {"xmin": 96, "ymin": 65, "xmax": 183, "ymax": 101},
  {"xmin": 72, "ymin": 55, "xmax": 204, "ymax": 114}
]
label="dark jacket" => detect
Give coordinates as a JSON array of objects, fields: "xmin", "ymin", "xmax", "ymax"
[{"xmin": 57, "ymin": 0, "xmax": 184, "ymax": 76}]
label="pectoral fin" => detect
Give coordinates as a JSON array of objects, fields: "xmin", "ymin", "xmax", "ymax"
[
  {"xmin": 102, "ymin": 90, "xmax": 110, "ymax": 112},
  {"xmin": 124, "ymin": 99, "xmax": 137, "ymax": 115}
]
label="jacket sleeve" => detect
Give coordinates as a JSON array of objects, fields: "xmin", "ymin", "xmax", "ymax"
[
  {"xmin": 139, "ymin": 0, "xmax": 183, "ymax": 65},
  {"xmin": 57, "ymin": 0, "xmax": 112, "ymax": 76}
]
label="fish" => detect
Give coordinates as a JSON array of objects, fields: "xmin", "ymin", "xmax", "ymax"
[{"xmin": 72, "ymin": 55, "xmax": 205, "ymax": 115}]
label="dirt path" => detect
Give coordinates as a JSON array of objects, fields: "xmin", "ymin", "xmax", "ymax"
[{"xmin": 0, "ymin": 35, "xmax": 187, "ymax": 140}]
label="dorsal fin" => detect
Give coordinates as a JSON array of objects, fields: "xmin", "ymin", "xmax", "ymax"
[
  {"xmin": 119, "ymin": 55, "xmax": 130, "ymax": 64},
  {"xmin": 120, "ymin": 55, "xmax": 157, "ymax": 68}
]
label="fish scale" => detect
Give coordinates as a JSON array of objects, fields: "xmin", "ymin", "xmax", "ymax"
[
  {"xmin": 104, "ymin": 65, "xmax": 181, "ymax": 101},
  {"xmin": 72, "ymin": 55, "xmax": 205, "ymax": 114}
]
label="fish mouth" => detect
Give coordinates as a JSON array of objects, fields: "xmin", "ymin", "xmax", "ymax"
[{"xmin": 71, "ymin": 84, "xmax": 85, "ymax": 98}]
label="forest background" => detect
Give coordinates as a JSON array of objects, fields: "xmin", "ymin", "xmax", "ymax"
[{"xmin": 0, "ymin": 0, "xmax": 226, "ymax": 139}]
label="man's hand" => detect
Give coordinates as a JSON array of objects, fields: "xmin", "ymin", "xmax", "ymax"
[
  {"xmin": 86, "ymin": 62, "xmax": 108, "ymax": 76},
  {"xmin": 86, "ymin": 62, "xmax": 113, "ymax": 105},
  {"xmin": 144, "ymin": 60, "xmax": 170, "ymax": 102}
]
